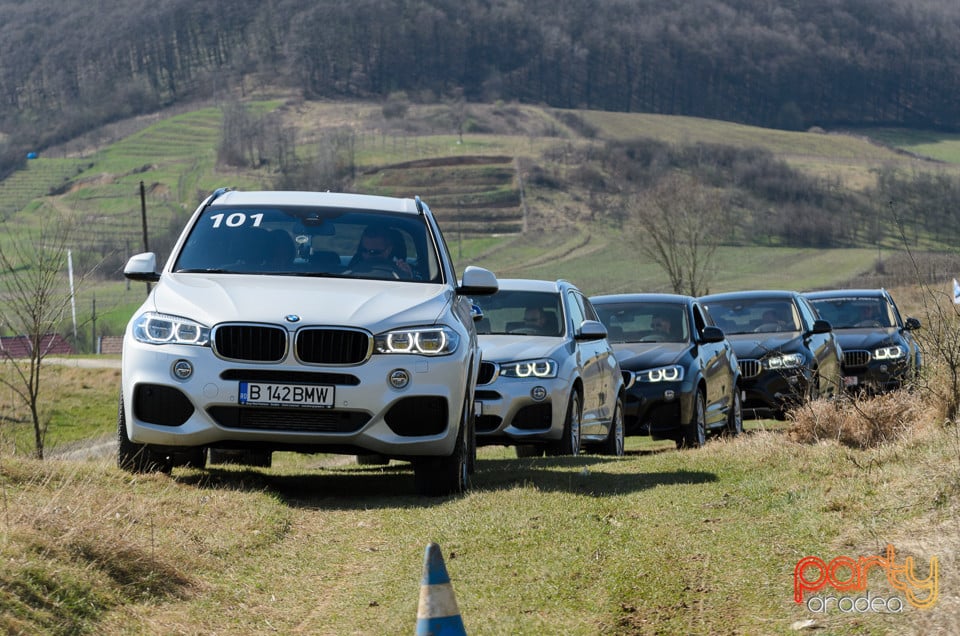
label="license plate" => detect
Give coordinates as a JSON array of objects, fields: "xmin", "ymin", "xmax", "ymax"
[
  {"xmin": 843, "ymin": 376, "xmax": 859, "ymax": 387},
  {"xmin": 239, "ymin": 382, "xmax": 335, "ymax": 408}
]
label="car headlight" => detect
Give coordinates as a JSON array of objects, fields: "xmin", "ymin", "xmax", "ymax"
[
  {"xmin": 763, "ymin": 353, "xmax": 804, "ymax": 370},
  {"xmin": 498, "ymin": 359, "xmax": 558, "ymax": 378},
  {"xmin": 132, "ymin": 312, "xmax": 210, "ymax": 346},
  {"xmin": 873, "ymin": 345, "xmax": 905, "ymax": 360},
  {"xmin": 374, "ymin": 326, "xmax": 459, "ymax": 356},
  {"xmin": 634, "ymin": 365, "xmax": 684, "ymax": 383}
]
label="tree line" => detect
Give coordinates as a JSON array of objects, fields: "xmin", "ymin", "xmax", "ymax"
[{"xmin": 3, "ymin": 0, "xmax": 960, "ymax": 176}]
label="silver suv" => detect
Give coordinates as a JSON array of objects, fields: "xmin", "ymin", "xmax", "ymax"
[{"xmin": 118, "ymin": 189, "xmax": 498, "ymax": 496}]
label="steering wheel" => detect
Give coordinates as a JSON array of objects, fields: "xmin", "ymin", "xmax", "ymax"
[
  {"xmin": 639, "ymin": 333, "xmax": 666, "ymax": 342},
  {"xmin": 855, "ymin": 320, "xmax": 882, "ymax": 328},
  {"xmin": 753, "ymin": 323, "xmax": 782, "ymax": 333}
]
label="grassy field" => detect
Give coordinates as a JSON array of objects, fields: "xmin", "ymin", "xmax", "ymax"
[{"xmin": 2, "ymin": 100, "xmax": 960, "ymax": 634}]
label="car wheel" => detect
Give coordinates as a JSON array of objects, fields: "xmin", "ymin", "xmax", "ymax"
[
  {"xmin": 678, "ymin": 390, "xmax": 706, "ymax": 450},
  {"xmin": 356, "ymin": 454, "xmax": 390, "ymax": 466},
  {"xmin": 116, "ymin": 394, "xmax": 167, "ymax": 474},
  {"xmin": 723, "ymin": 389, "xmax": 743, "ymax": 437},
  {"xmin": 548, "ymin": 391, "xmax": 582, "ymax": 456},
  {"xmin": 414, "ymin": 393, "xmax": 472, "ymax": 497},
  {"xmin": 515, "ymin": 445, "xmax": 545, "ymax": 458},
  {"xmin": 601, "ymin": 396, "xmax": 625, "ymax": 456}
]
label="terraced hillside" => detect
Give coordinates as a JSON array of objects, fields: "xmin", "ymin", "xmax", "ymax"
[{"xmin": 356, "ymin": 155, "xmax": 524, "ymax": 234}]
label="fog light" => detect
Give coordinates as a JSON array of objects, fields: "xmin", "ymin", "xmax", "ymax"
[
  {"xmin": 663, "ymin": 390, "xmax": 675, "ymax": 401},
  {"xmin": 172, "ymin": 359, "xmax": 193, "ymax": 380},
  {"xmin": 388, "ymin": 369, "xmax": 410, "ymax": 389},
  {"xmin": 530, "ymin": 386, "xmax": 547, "ymax": 401},
  {"xmin": 880, "ymin": 364, "xmax": 888, "ymax": 373}
]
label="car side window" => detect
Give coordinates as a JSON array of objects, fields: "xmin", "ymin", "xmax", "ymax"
[
  {"xmin": 566, "ymin": 291, "xmax": 586, "ymax": 332},
  {"xmin": 692, "ymin": 304, "xmax": 708, "ymax": 333},
  {"xmin": 581, "ymin": 294, "xmax": 600, "ymax": 322},
  {"xmin": 797, "ymin": 297, "xmax": 818, "ymax": 331}
]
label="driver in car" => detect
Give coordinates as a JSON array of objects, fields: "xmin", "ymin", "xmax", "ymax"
[{"xmin": 351, "ymin": 226, "xmax": 413, "ymax": 278}]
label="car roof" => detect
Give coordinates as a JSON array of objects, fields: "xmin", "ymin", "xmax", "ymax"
[
  {"xmin": 591, "ymin": 292, "xmax": 695, "ymax": 305},
  {"xmin": 493, "ymin": 278, "xmax": 570, "ymax": 293},
  {"xmin": 804, "ymin": 289, "xmax": 888, "ymax": 299},
  {"xmin": 700, "ymin": 289, "xmax": 799, "ymax": 302},
  {"xmin": 209, "ymin": 190, "xmax": 424, "ymax": 214}
]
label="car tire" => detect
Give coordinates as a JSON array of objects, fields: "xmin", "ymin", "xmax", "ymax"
[
  {"xmin": 515, "ymin": 445, "xmax": 545, "ymax": 458},
  {"xmin": 678, "ymin": 390, "xmax": 706, "ymax": 450},
  {"xmin": 601, "ymin": 396, "xmax": 625, "ymax": 456},
  {"xmin": 414, "ymin": 394, "xmax": 472, "ymax": 497},
  {"xmin": 117, "ymin": 394, "xmax": 167, "ymax": 474},
  {"xmin": 723, "ymin": 389, "xmax": 743, "ymax": 437},
  {"xmin": 356, "ymin": 454, "xmax": 390, "ymax": 466},
  {"xmin": 548, "ymin": 391, "xmax": 582, "ymax": 456}
]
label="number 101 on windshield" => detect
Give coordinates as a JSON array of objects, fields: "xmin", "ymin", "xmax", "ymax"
[{"xmin": 239, "ymin": 382, "xmax": 335, "ymax": 408}]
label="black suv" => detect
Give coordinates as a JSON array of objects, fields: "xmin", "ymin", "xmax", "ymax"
[
  {"xmin": 805, "ymin": 289, "xmax": 921, "ymax": 393},
  {"xmin": 700, "ymin": 290, "xmax": 842, "ymax": 419}
]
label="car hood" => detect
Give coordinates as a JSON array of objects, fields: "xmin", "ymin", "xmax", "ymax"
[
  {"xmin": 147, "ymin": 273, "xmax": 452, "ymax": 331},
  {"xmin": 610, "ymin": 342, "xmax": 686, "ymax": 370},
  {"xmin": 832, "ymin": 328, "xmax": 902, "ymax": 350},
  {"xmin": 725, "ymin": 332, "xmax": 803, "ymax": 359},
  {"xmin": 478, "ymin": 335, "xmax": 568, "ymax": 361}
]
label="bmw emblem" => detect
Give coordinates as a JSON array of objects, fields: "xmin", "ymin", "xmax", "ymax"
[{"xmin": 285, "ymin": 314, "xmax": 301, "ymax": 323}]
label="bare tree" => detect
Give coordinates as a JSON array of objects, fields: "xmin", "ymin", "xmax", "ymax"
[
  {"xmin": 0, "ymin": 215, "xmax": 84, "ymax": 459},
  {"xmin": 627, "ymin": 173, "xmax": 726, "ymax": 296}
]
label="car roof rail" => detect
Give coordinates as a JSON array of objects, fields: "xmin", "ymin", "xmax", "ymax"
[
  {"xmin": 209, "ymin": 187, "xmax": 232, "ymax": 201},
  {"xmin": 414, "ymin": 195, "xmax": 424, "ymax": 214}
]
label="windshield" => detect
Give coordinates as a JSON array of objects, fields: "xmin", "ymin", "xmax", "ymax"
[
  {"xmin": 594, "ymin": 302, "xmax": 689, "ymax": 343},
  {"xmin": 172, "ymin": 206, "xmax": 442, "ymax": 282},
  {"xmin": 809, "ymin": 297, "xmax": 892, "ymax": 329},
  {"xmin": 472, "ymin": 290, "xmax": 564, "ymax": 337},
  {"xmin": 703, "ymin": 299, "xmax": 800, "ymax": 334}
]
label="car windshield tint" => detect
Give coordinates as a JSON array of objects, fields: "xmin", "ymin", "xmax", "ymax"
[
  {"xmin": 809, "ymin": 297, "xmax": 892, "ymax": 329},
  {"xmin": 703, "ymin": 299, "xmax": 800, "ymax": 334},
  {"xmin": 594, "ymin": 302, "xmax": 689, "ymax": 343},
  {"xmin": 472, "ymin": 290, "xmax": 564, "ymax": 336},
  {"xmin": 172, "ymin": 206, "xmax": 441, "ymax": 282}
]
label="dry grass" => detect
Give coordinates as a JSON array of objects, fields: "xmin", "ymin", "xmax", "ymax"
[{"xmin": 787, "ymin": 390, "xmax": 932, "ymax": 449}]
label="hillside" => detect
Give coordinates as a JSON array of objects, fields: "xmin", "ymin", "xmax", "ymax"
[
  {"xmin": 2, "ymin": 97, "xmax": 960, "ymax": 351},
  {"xmin": 5, "ymin": 0, "xmax": 960, "ymax": 180}
]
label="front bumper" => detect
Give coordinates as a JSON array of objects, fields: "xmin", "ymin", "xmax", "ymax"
[
  {"xmin": 121, "ymin": 337, "xmax": 471, "ymax": 458},
  {"xmin": 740, "ymin": 368, "xmax": 809, "ymax": 419},
  {"xmin": 474, "ymin": 375, "xmax": 574, "ymax": 446},
  {"xmin": 622, "ymin": 380, "xmax": 694, "ymax": 439},
  {"xmin": 841, "ymin": 359, "xmax": 913, "ymax": 394}
]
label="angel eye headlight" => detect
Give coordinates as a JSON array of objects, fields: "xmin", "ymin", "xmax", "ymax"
[
  {"xmin": 499, "ymin": 359, "xmax": 558, "ymax": 378},
  {"xmin": 763, "ymin": 353, "xmax": 803, "ymax": 370},
  {"xmin": 374, "ymin": 327, "xmax": 459, "ymax": 356},
  {"xmin": 873, "ymin": 345, "xmax": 905, "ymax": 360},
  {"xmin": 132, "ymin": 312, "xmax": 210, "ymax": 346},
  {"xmin": 638, "ymin": 365, "xmax": 684, "ymax": 383}
]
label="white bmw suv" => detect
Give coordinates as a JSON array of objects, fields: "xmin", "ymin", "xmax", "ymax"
[{"xmin": 118, "ymin": 189, "xmax": 498, "ymax": 496}]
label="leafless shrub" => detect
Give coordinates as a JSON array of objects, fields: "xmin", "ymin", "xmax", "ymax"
[{"xmin": 787, "ymin": 391, "xmax": 930, "ymax": 449}]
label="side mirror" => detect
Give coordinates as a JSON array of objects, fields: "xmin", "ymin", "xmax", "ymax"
[
  {"xmin": 904, "ymin": 317, "xmax": 921, "ymax": 331},
  {"xmin": 576, "ymin": 320, "xmax": 608, "ymax": 341},
  {"xmin": 700, "ymin": 325, "xmax": 725, "ymax": 343},
  {"xmin": 470, "ymin": 303, "xmax": 484, "ymax": 322},
  {"xmin": 124, "ymin": 252, "xmax": 160, "ymax": 282},
  {"xmin": 809, "ymin": 319, "xmax": 832, "ymax": 335},
  {"xmin": 458, "ymin": 266, "xmax": 498, "ymax": 296}
]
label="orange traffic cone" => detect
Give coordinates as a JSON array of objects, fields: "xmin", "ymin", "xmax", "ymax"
[{"xmin": 415, "ymin": 543, "xmax": 466, "ymax": 635}]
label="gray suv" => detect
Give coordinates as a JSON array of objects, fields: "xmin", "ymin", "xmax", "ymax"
[{"xmin": 119, "ymin": 189, "xmax": 498, "ymax": 496}]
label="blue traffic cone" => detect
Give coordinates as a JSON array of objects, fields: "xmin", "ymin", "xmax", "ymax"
[{"xmin": 415, "ymin": 542, "xmax": 466, "ymax": 635}]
